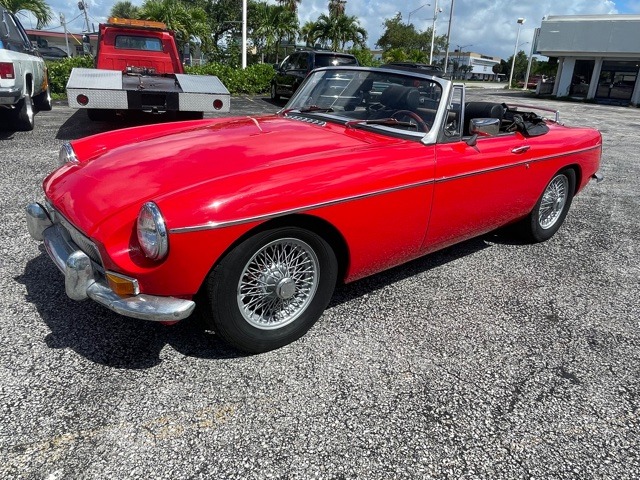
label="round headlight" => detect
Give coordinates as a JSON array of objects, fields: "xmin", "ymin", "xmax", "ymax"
[
  {"xmin": 58, "ymin": 143, "xmax": 78, "ymax": 166},
  {"xmin": 136, "ymin": 202, "xmax": 168, "ymax": 260}
]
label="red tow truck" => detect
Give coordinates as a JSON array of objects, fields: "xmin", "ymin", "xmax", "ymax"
[{"xmin": 66, "ymin": 17, "xmax": 229, "ymax": 120}]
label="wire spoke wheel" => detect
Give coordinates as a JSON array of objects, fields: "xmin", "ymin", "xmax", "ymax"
[
  {"xmin": 538, "ymin": 174, "xmax": 569, "ymax": 230},
  {"xmin": 237, "ymin": 237, "xmax": 319, "ymax": 330}
]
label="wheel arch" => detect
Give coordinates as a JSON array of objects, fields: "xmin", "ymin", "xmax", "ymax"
[
  {"xmin": 24, "ymin": 72, "xmax": 33, "ymax": 96},
  {"xmin": 199, "ymin": 213, "xmax": 350, "ymax": 295},
  {"xmin": 563, "ymin": 163, "xmax": 582, "ymax": 195}
]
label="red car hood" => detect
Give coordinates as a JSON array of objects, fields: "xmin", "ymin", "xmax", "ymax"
[{"xmin": 44, "ymin": 115, "xmax": 399, "ymax": 235}]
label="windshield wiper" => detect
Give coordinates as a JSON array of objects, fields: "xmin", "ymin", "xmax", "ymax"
[
  {"xmin": 282, "ymin": 106, "xmax": 335, "ymax": 116},
  {"xmin": 298, "ymin": 105, "xmax": 334, "ymax": 113},
  {"xmin": 345, "ymin": 118, "xmax": 416, "ymax": 129}
]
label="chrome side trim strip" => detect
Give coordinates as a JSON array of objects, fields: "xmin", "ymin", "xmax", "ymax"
[
  {"xmin": 171, "ymin": 144, "xmax": 601, "ymax": 234},
  {"xmin": 170, "ymin": 178, "xmax": 437, "ymax": 233}
]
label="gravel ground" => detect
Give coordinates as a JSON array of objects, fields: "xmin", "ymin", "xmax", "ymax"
[{"xmin": 0, "ymin": 90, "xmax": 638, "ymax": 479}]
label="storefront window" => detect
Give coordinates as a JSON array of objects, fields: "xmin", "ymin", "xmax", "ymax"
[
  {"xmin": 596, "ymin": 60, "xmax": 639, "ymax": 103},
  {"xmin": 570, "ymin": 60, "xmax": 595, "ymax": 97}
]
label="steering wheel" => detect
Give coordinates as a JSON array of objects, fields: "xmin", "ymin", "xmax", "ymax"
[{"xmin": 391, "ymin": 110, "xmax": 429, "ymax": 133}]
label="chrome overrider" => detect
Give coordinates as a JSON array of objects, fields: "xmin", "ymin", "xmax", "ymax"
[{"xmin": 25, "ymin": 202, "xmax": 195, "ymax": 321}]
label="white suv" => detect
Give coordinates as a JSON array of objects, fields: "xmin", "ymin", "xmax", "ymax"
[{"xmin": 0, "ymin": 6, "xmax": 52, "ymax": 131}]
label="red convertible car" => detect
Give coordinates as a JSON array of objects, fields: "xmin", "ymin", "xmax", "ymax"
[{"xmin": 26, "ymin": 67, "xmax": 603, "ymax": 353}]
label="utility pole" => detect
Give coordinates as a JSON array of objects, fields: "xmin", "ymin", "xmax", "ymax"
[
  {"xmin": 77, "ymin": 1, "xmax": 91, "ymax": 33},
  {"xmin": 60, "ymin": 13, "xmax": 70, "ymax": 56},
  {"xmin": 443, "ymin": 0, "xmax": 455, "ymax": 76}
]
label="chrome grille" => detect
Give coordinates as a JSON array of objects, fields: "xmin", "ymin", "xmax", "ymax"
[{"xmin": 47, "ymin": 204, "xmax": 104, "ymax": 267}]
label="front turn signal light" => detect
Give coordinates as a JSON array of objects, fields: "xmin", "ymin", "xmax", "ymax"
[{"xmin": 106, "ymin": 272, "xmax": 139, "ymax": 297}]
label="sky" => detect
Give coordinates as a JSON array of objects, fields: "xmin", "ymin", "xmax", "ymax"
[{"xmin": 15, "ymin": 0, "xmax": 640, "ymax": 61}]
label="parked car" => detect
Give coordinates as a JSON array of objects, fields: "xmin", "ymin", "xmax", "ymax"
[
  {"xmin": 0, "ymin": 5, "xmax": 52, "ymax": 130},
  {"xmin": 382, "ymin": 62, "xmax": 444, "ymax": 77},
  {"xmin": 517, "ymin": 75, "xmax": 546, "ymax": 89},
  {"xmin": 36, "ymin": 45, "xmax": 69, "ymax": 61},
  {"xmin": 26, "ymin": 66, "xmax": 603, "ymax": 353},
  {"xmin": 270, "ymin": 49, "xmax": 358, "ymax": 100}
]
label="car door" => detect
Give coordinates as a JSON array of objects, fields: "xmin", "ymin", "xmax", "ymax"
[
  {"xmin": 276, "ymin": 53, "xmax": 302, "ymax": 97},
  {"xmin": 422, "ymin": 88, "xmax": 538, "ymax": 253}
]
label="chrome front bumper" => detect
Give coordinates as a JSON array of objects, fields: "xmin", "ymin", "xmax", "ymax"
[{"xmin": 25, "ymin": 202, "xmax": 195, "ymax": 321}]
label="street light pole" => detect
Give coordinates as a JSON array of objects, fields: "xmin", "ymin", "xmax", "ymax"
[
  {"xmin": 508, "ymin": 17, "xmax": 525, "ymax": 89},
  {"xmin": 408, "ymin": 3, "xmax": 430, "ymax": 25}
]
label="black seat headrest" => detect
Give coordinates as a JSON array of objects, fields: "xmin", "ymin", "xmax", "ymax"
[{"xmin": 380, "ymin": 85, "xmax": 420, "ymax": 110}]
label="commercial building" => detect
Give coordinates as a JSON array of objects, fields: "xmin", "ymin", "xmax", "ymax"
[{"xmin": 536, "ymin": 15, "xmax": 640, "ymax": 106}]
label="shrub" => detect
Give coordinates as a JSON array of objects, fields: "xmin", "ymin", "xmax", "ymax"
[
  {"xmin": 46, "ymin": 56, "xmax": 94, "ymax": 94},
  {"xmin": 186, "ymin": 63, "xmax": 274, "ymax": 95},
  {"xmin": 45, "ymin": 57, "xmax": 274, "ymax": 96}
]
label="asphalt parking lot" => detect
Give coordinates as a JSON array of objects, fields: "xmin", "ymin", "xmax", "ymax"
[{"xmin": 1, "ymin": 91, "xmax": 638, "ymax": 479}]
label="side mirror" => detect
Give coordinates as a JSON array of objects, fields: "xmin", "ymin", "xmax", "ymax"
[{"xmin": 469, "ymin": 118, "xmax": 500, "ymax": 137}]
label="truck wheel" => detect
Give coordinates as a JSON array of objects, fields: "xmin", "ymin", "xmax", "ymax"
[
  {"xmin": 34, "ymin": 82, "xmax": 52, "ymax": 111},
  {"xmin": 14, "ymin": 96, "xmax": 35, "ymax": 131}
]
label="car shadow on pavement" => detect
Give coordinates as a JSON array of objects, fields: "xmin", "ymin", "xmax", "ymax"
[
  {"xmin": 16, "ymin": 248, "xmax": 242, "ymax": 369},
  {"xmin": 18, "ymin": 233, "xmax": 518, "ymax": 368},
  {"xmin": 329, "ymin": 236, "xmax": 494, "ymax": 309}
]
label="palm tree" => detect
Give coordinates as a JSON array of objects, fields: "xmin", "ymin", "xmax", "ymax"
[
  {"xmin": 328, "ymin": 0, "xmax": 346, "ymax": 17},
  {"xmin": 110, "ymin": 1, "xmax": 140, "ymax": 19},
  {"xmin": 254, "ymin": 4, "xmax": 298, "ymax": 62},
  {"xmin": 139, "ymin": 0, "xmax": 210, "ymax": 48},
  {"xmin": 1, "ymin": 0, "xmax": 52, "ymax": 29},
  {"xmin": 300, "ymin": 20, "xmax": 318, "ymax": 47},
  {"xmin": 312, "ymin": 12, "xmax": 366, "ymax": 52},
  {"xmin": 277, "ymin": 0, "xmax": 301, "ymax": 13}
]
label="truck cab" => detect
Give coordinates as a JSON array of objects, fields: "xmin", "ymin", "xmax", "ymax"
[
  {"xmin": 66, "ymin": 17, "xmax": 229, "ymax": 121},
  {"xmin": 95, "ymin": 18, "xmax": 183, "ymax": 75}
]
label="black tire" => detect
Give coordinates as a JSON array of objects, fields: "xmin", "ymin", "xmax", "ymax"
[
  {"xmin": 87, "ymin": 109, "xmax": 112, "ymax": 121},
  {"xmin": 13, "ymin": 95, "xmax": 35, "ymax": 131},
  {"xmin": 270, "ymin": 83, "xmax": 280, "ymax": 101},
  {"xmin": 520, "ymin": 168, "xmax": 576, "ymax": 243},
  {"xmin": 34, "ymin": 79, "xmax": 52, "ymax": 111},
  {"xmin": 204, "ymin": 227, "xmax": 338, "ymax": 353}
]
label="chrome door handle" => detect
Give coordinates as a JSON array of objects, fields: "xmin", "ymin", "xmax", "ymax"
[{"xmin": 512, "ymin": 146, "xmax": 531, "ymax": 154}]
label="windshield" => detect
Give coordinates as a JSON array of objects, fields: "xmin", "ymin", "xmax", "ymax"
[
  {"xmin": 315, "ymin": 55, "xmax": 358, "ymax": 67},
  {"xmin": 284, "ymin": 68, "xmax": 443, "ymax": 138},
  {"xmin": 115, "ymin": 35, "xmax": 163, "ymax": 51}
]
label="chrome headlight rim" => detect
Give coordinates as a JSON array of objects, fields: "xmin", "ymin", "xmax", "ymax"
[
  {"xmin": 58, "ymin": 143, "xmax": 78, "ymax": 166},
  {"xmin": 136, "ymin": 202, "xmax": 168, "ymax": 261}
]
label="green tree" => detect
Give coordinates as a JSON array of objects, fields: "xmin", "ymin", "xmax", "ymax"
[
  {"xmin": 347, "ymin": 46, "xmax": 381, "ymax": 67},
  {"xmin": 310, "ymin": 12, "xmax": 366, "ymax": 51},
  {"xmin": 376, "ymin": 14, "xmax": 421, "ymax": 51},
  {"xmin": 1, "ymin": 0, "xmax": 52, "ymax": 28},
  {"xmin": 300, "ymin": 20, "xmax": 318, "ymax": 47},
  {"xmin": 110, "ymin": 1, "xmax": 140, "ymax": 19},
  {"xmin": 139, "ymin": 0, "xmax": 210, "ymax": 48},
  {"xmin": 506, "ymin": 50, "xmax": 529, "ymax": 84},
  {"xmin": 276, "ymin": 0, "xmax": 301, "ymax": 13},
  {"xmin": 377, "ymin": 12, "xmax": 446, "ymax": 60},
  {"xmin": 253, "ymin": 3, "xmax": 298, "ymax": 62}
]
